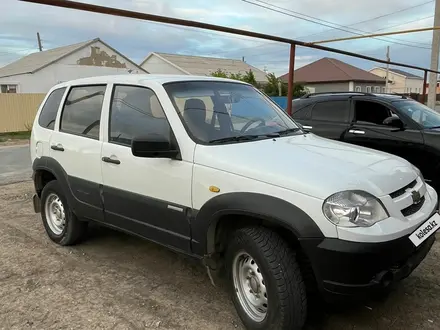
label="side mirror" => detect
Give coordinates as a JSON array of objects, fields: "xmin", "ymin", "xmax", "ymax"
[
  {"xmin": 131, "ymin": 134, "xmax": 180, "ymax": 159},
  {"xmin": 383, "ymin": 116, "xmax": 405, "ymax": 130}
]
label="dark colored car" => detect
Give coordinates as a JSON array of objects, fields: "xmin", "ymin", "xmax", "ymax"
[{"xmin": 291, "ymin": 92, "xmax": 440, "ymax": 190}]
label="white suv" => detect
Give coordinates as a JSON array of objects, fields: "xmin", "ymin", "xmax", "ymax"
[{"xmin": 30, "ymin": 74, "xmax": 439, "ymax": 330}]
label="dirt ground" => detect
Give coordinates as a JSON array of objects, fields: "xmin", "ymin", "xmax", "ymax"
[{"xmin": 1, "ymin": 181, "xmax": 440, "ymax": 330}]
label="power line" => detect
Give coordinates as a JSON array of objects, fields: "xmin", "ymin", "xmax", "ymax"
[
  {"xmin": 208, "ymin": 1, "xmax": 434, "ymax": 56},
  {"xmin": 300, "ymin": 0, "xmax": 434, "ymax": 39},
  {"xmin": 242, "ymin": 0, "xmax": 432, "ymax": 49},
  {"xmin": 374, "ymin": 15, "xmax": 434, "ymax": 32}
]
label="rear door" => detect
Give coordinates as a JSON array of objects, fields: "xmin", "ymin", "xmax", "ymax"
[
  {"xmin": 343, "ymin": 98, "xmax": 424, "ymax": 168},
  {"xmin": 49, "ymin": 84, "xmax": 108, "ymax": 221},
  {"xmin": 307, "ymin": 99, "xmax": 350, "ymax": 140}
]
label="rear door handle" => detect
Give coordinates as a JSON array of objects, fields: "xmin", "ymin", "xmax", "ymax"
[
  {"xmin": 51, "ymin": 144, "xmax": 64, "ymax": 151},
  {"xmin": 348, "ymin": 129, "xmax": 365, "ymax": 135},
  {"xmin": 102, "ymin": 156, "xmax": 121, "ymax": 165}
]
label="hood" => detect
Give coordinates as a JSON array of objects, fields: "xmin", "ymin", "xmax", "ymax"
[{"xmin": 194, "ymin": 133, "xmax": 417, "ymax": 199}]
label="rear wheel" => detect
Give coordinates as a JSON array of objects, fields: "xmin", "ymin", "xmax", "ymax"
[
  {"xmin": 41, "ymin": 180, "xmax": 87, "ymax": 245},
  {"xmin": 226, "ymin": 226, "xmax": 307, "ymax": 330}
]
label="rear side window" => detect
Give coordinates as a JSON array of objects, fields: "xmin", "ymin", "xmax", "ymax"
[
  {"xmin": 312, "ymin": 100, "xmax": 348, "ymax": 122},
  {"xmin": 292, "ymin": 104, "xmax": 312, "ymax": 120},
  {"xmin": 60, "ymin": 85, "xmax": 106, "ymax": 139},
  {"xmin": 38, "ymin": 87, "xmax": 66, "ymax": 130}
]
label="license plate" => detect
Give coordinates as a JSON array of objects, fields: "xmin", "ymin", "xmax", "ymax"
[{"xmin": 409, "ymin": 212, "xmax": 440, "ymax": 247}]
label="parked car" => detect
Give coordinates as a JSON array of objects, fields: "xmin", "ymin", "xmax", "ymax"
[
  {"xmin": 291, "ymin": 92, "xmax": 440, "ymax": 191},
  {"xmin": 31, "ymin": 76, "xmax": 439, "ymax": 330}
]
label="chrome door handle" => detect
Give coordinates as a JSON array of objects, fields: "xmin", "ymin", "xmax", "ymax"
[
  {"xmin": 303, "ymin": 125, "xmax": 313, "ymax": 129},
  {"xmin": 102, "ymin": 156, "xmax": 121, "ymax": 165},
  {"xmin": 51, "ymin": 144, "xmax": 64, "ymax": 151},
  {"xmin": 348, "ymin": 129, "xmax": 365, "ymax": 135}
]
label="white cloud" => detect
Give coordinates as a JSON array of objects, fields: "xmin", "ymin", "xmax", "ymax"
[{"xmin": 0, "ymin": 0, "xmax": 436, "ymax": 76}]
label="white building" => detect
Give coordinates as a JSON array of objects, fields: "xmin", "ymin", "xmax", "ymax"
[
  {"xmin": 140, "ymin": 52, "xmax": 268, "ymax": 84},
  {"xmin": 369, "ymin": 67, "xmax": 424, "ymax": 94},
  {"xmin": 0, "ymin": 38, "xmax": 147, "ymax": 93}
]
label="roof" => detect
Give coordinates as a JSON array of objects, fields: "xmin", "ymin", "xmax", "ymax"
[
  {"xmin": 279, "ymin": 57, "xmax": 385, "ymax": 84},
  {"xmin": 140, "ymin": 52, "xmax": 268, "ymax": 82},
  {"xmin": 0, "ymin": 38, "xmax": 146, "ymax": 78},
  {"xmin": 48, "ymin": 74, "xmax": 252, "ymax": 89},
  {"xmin": 378, "ymin": 67, "xmax": 423, "ymax": 79}
]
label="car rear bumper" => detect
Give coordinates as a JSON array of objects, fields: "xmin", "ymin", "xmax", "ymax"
[{"xmin": 300, "ymin": 222, "xmax": 437, "ymax": 303}]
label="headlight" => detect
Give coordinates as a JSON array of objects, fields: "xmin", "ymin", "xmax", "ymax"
[
  {"xmin": 323, "ymin": 190, "xmax": 389, "ymax": 227},
  {"xmin": 412, "ymin": 165, "xmax": 425, "ymax": 182}
]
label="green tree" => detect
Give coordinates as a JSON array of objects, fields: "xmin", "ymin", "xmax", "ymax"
[
  {"xmin": 263, "ymin": 72, "xmax": 307, "ymax": 97},
  {"xmin": 242, "ymin": 70, "xmax": 259, "ymax": 87},
  {"xmin": 210, "ymin": 69, "xmax": 229, "ymax": 78},
  {"xmin": 210, "ymin": 69, "xmax": 259, "ymax": 88}
]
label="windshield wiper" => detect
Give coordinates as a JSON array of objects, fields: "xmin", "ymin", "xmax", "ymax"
[
  {"xmin": 209, "ymin": 134, "xmax": 279, "ymax": 144},
  {"xmin": 277, "ymin": 128, "xmax": 302, "ymax": 136},
  {"xmin": 427, "ymin": 126, "xmax": 440, "ymax": 129}
]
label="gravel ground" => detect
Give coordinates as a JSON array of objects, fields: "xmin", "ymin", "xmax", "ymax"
[{"xmin": 1, "ymin": 181, "xmax": 440, "ymax": 330}]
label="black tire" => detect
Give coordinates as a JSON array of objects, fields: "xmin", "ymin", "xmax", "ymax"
[
  {"xmin": 40, "ymin": 180, "xmax": 87, "ymax": 246},
  {"xmin": 225, "ymin": 226, "xmax": 307, "ymax": 330}
]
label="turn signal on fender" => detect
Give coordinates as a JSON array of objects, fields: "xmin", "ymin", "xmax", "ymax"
[{"xmin": 209, "ymin": 186, "xmax": 220, "ymax": 193}]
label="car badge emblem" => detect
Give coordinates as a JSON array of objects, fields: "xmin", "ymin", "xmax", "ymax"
[{"xmin": 411, "ymin": 190, "xmax": 422, "ymax": 204}]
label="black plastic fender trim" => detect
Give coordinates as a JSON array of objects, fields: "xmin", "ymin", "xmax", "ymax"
[{"xmin": 190, "ymin": 192, "xmax": 324, "ymax": 256}]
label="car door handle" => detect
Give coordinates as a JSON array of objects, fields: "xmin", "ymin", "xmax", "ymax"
[
  {"xmin": 102, "ymin": 156, "xmax": 121, "ymax": 165},
  {"xmin": 303, "ymin": 125, "xmax": 313, "ymax": 129},
  {"xmin": 51, "ymin": 144, "xmax": 64, "ymax": 151},
  {"xmin": 348, "ymin": 129, "xmax": 365, "ymax": 135}
]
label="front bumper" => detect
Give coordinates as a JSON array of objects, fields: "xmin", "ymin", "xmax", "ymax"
[{"xmin": 300, "ymin": 218, "xmax": 438, "ymax": 303}]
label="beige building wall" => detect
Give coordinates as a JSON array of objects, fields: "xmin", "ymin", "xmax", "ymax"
[
  {"xmin": 369, "ymin": 68, "xmax": 405, "ymax": 93},
  {"xmin": 0, "ymin": 94, "xmax": 45, "ymax": 133}
]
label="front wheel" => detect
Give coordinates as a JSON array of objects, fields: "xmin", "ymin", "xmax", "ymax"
[{"xmin": 226, "ymin": 227, "xmax": 307, "ymax": 330}]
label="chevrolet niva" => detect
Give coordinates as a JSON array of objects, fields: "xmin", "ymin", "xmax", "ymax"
[{"xmin": 30, "ymin": 75, "xmax": 439, "ymax": 330}]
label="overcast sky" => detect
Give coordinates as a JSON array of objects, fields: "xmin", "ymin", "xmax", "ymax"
[{"xmin": 0, "ymin": 0, "xmax": 437, "ymax": 76}]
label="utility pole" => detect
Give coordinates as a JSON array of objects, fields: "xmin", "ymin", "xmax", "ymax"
[
  {"xmin": 385, "ymin": 46, "xmax": 390, "ymax": 93},
  {"xmin": 37, "ymin": 32, "xmax": 43, "ymax": 51},
  {"xmin": 428, "ymin": 0, "xmax": 440, "ymax": 110}
]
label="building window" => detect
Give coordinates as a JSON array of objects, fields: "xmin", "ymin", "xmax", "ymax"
[
  {"xmin": 366, "ymin": 86, "xmax": 371, "ymax": 93},
  {"xmin": 355, "ymin": 86, "xmax": 361, "ymax": 92},
  {"xmin": 0, "ymin": 84, "xmax": 18, "ymax": 93},
  {"xmin": 374, "ymin": 86, "xmax": 380, "ymax": 93},
  {"xmin": 382, "ymin": 87, "xmax": 386, "ymax": 93}
]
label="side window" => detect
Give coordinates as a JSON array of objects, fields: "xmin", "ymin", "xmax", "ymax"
[
  {"xmin": 38, "ymin": 87, "xmax": 66, "ymax": 130},
  {"xmin": 60, "ymin": 85, "xmax": 106, "ymax": 139},
  {"xmin": 110, "ymin": 85, "xmax": 170, "ymax": 146},
  {"xmin": 354, "ymin": 100, "xmax": 392, "ymax": 125},
  {"xmin": 292, "ymin": 104, "xmax": 312, "ymax": 120},
  {"xmin": 312, "ymin": 101, "xmax": 348, "ymax": 122}
]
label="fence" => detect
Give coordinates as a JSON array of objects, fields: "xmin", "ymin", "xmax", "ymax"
[{"xmin": 0, "ymin": 94, "xmax": 45, "ymax": 133}]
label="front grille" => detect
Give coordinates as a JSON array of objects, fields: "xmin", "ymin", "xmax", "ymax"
[
  {"xmin": 401, "ymin": 196, "xmax": 425, "ymax": 217},
  {"xmin": 390, "ymin": 180, "xmax": 417, "ymax": 199}
]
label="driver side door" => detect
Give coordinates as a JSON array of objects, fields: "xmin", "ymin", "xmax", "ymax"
[{"xmin": 342, "ymin": 98, "xmax": 424, "ymax": 169}]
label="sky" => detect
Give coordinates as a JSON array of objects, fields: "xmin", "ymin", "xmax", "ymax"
[{"xmin": 0, "ymin": 0, "xmax": 437, "ymax": 77}]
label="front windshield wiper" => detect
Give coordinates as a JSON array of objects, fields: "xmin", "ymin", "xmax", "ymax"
[
  {"xmin": 277, "ymin": 128, "xmax": 303, "ymax": 136},
  {"xmin": 427, "ymin": 126, "xmax": 440, "ymax": 129},
  {"xmin": 209, "ymin": 133, "xmax": 279, "ymax": 144}
]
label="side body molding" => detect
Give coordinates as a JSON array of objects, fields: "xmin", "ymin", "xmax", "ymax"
[{"xmin": 190, "ymin": 192, "xmax": 324, "ymax": 256}]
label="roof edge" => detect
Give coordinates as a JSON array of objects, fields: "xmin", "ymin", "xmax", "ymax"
[
  {"xmin": 140, "ymin": 52, "xmax": 191, "ymax": 74},
  {"xmin": 33, "ymin": 38, "xmax": 148, "ymax": 75}
]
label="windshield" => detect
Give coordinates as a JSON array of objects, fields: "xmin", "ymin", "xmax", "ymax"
[
  {"xmin": 393, "ymin": 100, "xmax": 440, "ymax": 128},
  {"xmin": 163, "ymin": 81, "xmax": 299, "ymax": 144}
]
